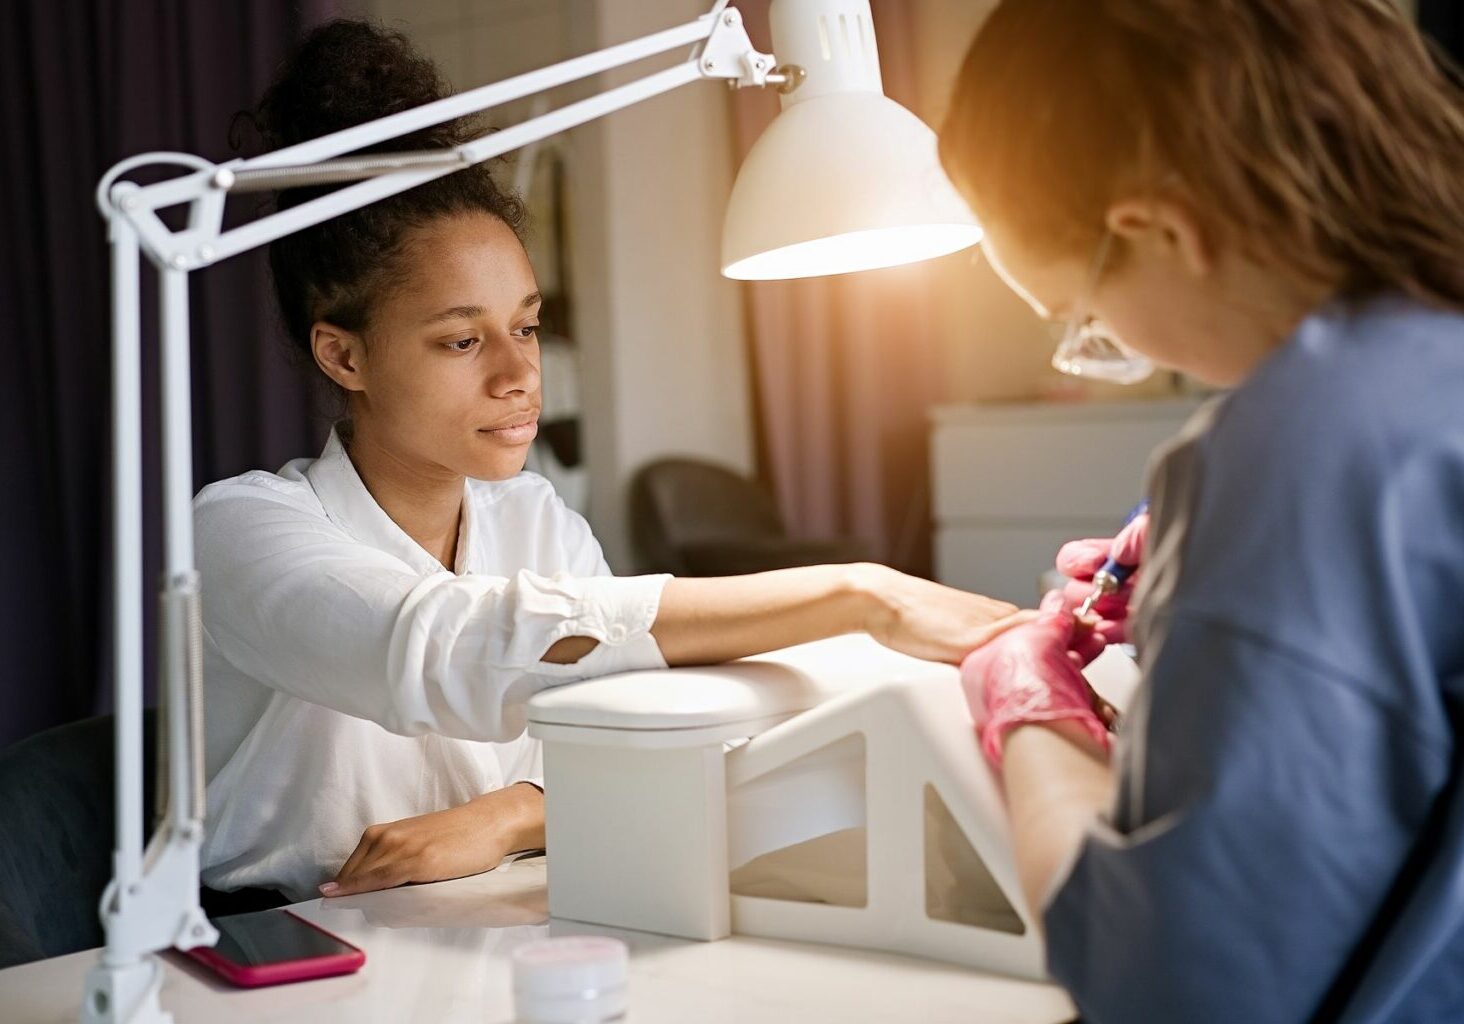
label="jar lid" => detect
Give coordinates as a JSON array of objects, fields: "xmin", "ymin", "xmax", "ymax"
[{"xmin": 512, "ymin": 936, "xmax": 628, "ymax": 1023}]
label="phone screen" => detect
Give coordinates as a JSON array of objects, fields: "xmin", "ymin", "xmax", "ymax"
[{"xmin": 211, "ymin": 909, "xmax": 357, "ymax": 966}]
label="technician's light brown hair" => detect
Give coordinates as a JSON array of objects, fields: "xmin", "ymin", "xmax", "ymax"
[{"xmin": 938, "ymin": 0, "xmax": 1464, "ymax": 311}]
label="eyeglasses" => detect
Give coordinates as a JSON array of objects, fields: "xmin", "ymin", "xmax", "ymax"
[{"xmin": 1049, "ymin": 232, "xmax": 1154, "ymax": 385}]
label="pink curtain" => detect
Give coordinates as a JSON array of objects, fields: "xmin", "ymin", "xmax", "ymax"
[{"xmin": 730, "ymin": 1, "xmax": 943, "ymax": 577}]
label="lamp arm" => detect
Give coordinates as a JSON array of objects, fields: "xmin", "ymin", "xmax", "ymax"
[
  {"xmin": 104, "ymin": 2, "xmax": 779, "ymax": 272},
  {"xmin": 84, "ymin": 5, "xmax": 778, "ymax": 1024}
]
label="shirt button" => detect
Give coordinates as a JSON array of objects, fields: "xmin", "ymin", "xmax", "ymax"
[{"xmin": 607, "ymin": 625, "xmax": 628, "ymax": 644}]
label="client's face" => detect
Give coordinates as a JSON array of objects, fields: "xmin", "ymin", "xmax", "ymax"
[{"xmin": 351, "ymin": 212, "xmax": 544, "ymax": 482}]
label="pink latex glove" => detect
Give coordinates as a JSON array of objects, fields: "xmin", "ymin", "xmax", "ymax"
[
  {"xmin": 960, "ymin": 591, "xmax": 1114, "ymax": 769},
  {"xmin": 1056, "ymin": 511, "xmax": 1150, "ymax": 642}
]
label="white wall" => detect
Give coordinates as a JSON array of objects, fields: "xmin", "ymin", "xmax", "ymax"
[
  {"xmin": 344, "ymin": 0, "xmax": 755, "ymax": 571},
  {"xmin": 565, "ymin": 0, "xmax": 755, "ymax": 572}
]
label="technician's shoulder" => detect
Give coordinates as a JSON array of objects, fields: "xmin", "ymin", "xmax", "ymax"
[
  {"xmin": 1138, "ymin": 297, "xmax": 1464, "ymax": 622},
  {"xmin": 1199, "ymin": 298, "xmax": 1464, "ymax": 488},
  {"xmin": 1165, "ymin": 298, "xmax": 1464, "ymax": 512}
]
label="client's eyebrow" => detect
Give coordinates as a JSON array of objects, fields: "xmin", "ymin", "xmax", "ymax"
[
  {"xmin": 419, "ymin": 292, "xmax": 542, "ymax": 326},
  {"xmin": 421, "ymin": 304, "xmax": 484, "ymax": 325}
]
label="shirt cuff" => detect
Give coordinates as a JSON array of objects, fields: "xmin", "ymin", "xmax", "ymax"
[{"xmin": 562, "ymin": 573, "xmax": 671, "ymax": 678}]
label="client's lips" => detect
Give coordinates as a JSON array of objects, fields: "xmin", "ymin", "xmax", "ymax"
[{"xmin": 479, "ymin": 415, "xmax": 539, "ymax": 444}]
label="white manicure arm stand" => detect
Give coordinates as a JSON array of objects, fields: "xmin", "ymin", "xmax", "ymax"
[{"xmin": 527, "ymin": 634, "xmax": 1140, "ymax": 981}]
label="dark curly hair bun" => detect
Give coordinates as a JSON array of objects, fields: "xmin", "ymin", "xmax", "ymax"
[
  {"xmin": 255, "ymin": 19, "xmax": 477, "ymax": 157},
  {"xmin": 247, "ymin": 19, "xmax": 525, "ymax": 369}
]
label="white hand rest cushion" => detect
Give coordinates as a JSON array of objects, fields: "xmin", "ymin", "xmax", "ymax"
[{"xmin": 527, "ymin": 633, "xmax": 954, "ymax": 733}]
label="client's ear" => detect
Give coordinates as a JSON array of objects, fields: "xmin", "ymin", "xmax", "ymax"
[{"xmin": 311, "ymin": 322, "xmax": 368, "ymax": 393}]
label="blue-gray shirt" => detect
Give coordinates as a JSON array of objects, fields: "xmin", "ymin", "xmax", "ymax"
[{"xmin": 1045, "ymin": 297, "xmax": 1464, "ymax": 1023}]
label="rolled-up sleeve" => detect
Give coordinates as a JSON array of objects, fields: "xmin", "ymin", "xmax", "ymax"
[{"xmin": 197, "ymin": 490, "xmax": 670, "ymax": 743}]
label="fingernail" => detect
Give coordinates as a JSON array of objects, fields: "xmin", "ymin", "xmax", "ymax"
[{"xmin": 319, "ymin": 882, "xmax": 339, "ymax": 896}]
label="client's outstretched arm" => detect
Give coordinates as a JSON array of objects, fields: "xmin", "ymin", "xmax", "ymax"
[{"xmin": 647, "ymin": 563, "xmax": 1031, "ymax": 667}]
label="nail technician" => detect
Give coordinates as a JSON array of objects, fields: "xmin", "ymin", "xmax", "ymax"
[
  {"xmin": 195, "ymin": 21, "xmax": 1025, "ymax": 906},
  {"xmin": 943, "ymin": 1, "xmax": 1464, "ymax": 1021}
]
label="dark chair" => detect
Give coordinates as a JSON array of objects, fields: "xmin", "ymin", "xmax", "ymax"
[
  {"xmin": 630, "ymin": 457, "xmax": 870, "ymax": 576},
  {"xmin": 0, "ymin": 712, "xmax": 284, "ymax": 969},
  {"xmin": 0, "ymin": 713, "xmax": 157, "ymax": 968}
]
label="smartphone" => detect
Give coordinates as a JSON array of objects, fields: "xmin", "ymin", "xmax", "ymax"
[{"xmin": 184, "ymin": 908, "xmax": 366, "ymax": 988}]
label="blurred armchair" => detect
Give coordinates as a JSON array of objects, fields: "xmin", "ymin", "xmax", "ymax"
[{"xmin": 630, "ymin": 458, "xmax": 869, "ymax": 576}]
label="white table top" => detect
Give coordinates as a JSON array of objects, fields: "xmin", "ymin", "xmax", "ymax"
[{"xmin": 0, "ymin": 856, "xmax": 1076, "ymax": 1023}]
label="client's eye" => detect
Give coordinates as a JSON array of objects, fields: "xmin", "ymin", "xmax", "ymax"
[
  {"xmin": 515, "ymin": 323, "xmax": 540, "ymax": 339},
  {"xmin": 446, "ymin": 337, "xmax": 479, "ymax": 352}
]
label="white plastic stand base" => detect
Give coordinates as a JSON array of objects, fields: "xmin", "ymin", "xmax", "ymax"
[
  {"xmin": 531, "ymin": 639, "xmax": 878, "ymax": 940},
  {"xmin": 541, "ymin": 741, "xmax": 732, "ymax": 940},
  {"xmin": 82, "ymin": 956, "xmax": 171, "ymax": 1024},
  {"xmin": 528, "ymin": 635, "xmax": 1141, "ymax": 977},
  {"xmin": 725, "ymin": 671, "xmax": 1044, "ymax": 977}
]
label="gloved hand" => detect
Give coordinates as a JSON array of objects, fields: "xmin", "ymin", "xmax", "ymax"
[
  {"xmin": 1056, "ymin": 510, "xmax": 1150, "ymax": 642},
  {"xmin": 960, "ymin": 591, "xmax": 1114, "ymax": 769}
]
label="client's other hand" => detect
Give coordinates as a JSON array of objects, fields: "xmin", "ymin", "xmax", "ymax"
[{"xmin": 321, "ymin": 781, "xmax": 544, "ymax": 897}]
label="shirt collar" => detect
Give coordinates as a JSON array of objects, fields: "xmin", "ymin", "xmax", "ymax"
[{"xmin": 306, "ymin": 425, "xmax": 476, "ymax": 576}]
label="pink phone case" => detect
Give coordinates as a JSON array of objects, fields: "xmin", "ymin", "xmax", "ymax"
[{"xmin": 184, "ymin": 910, "xmax": 366, "ymax": 988}]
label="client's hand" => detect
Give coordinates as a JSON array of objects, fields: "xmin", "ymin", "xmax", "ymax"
[
  {"xmin": 321, "ymin": 782, "xmax": 545, "ymax": 898},
  {"xmin": 959, "ymin": 591, "xmax": 1114, "ymax": 769},
  {"xmin": 1056, "ymin": 510, "xmax": 1150, "ymax": 641},
  {"xmin": 860, "ymin": 565, "xmax": 1035, "ymax": 664}
]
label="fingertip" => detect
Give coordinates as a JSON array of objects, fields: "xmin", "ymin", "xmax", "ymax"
[
  {"xmin": 1037, "ymin": 592, "xmax": 1079, "ymax": 645},
  {"xmin": 1038, "ymin": 589, "xmax": 1070, "ymax": 617},
  {"xmin": 319, "ymin": 881, "xmax": 340, "ymax": 897}
]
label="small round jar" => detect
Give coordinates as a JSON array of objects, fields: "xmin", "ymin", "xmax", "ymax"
[{"xmin": 512, "ymin": 936, "xmax": 629, "ymax": 1023}]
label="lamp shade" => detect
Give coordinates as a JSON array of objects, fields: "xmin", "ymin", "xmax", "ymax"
[{"xmin": 720, "ymin": 0, "xmax": 981, "ymax": 280}]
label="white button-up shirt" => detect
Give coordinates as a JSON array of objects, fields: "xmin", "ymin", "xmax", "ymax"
[{"xmin": 195, "ymin": 428, "xmax": 669, "ymax": 900}]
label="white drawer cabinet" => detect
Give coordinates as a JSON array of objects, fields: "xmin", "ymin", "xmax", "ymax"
[{"xmin": 930, "ymin": 399, "xmax": 1204, "ymax": 605}]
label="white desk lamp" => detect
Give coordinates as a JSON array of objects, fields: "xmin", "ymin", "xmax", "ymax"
[
  {"xmin": 87, "ymin": 2, "xmax": 978, "ymax": 1021},
  {"xmin": 722, "ymin": 0, "xmax": 982, "ymax": 277}
]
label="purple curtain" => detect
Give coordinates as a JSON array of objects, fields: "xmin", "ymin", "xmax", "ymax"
[{"xmin": 0, "ymin": 1, "xmax": 336, "ymax": 749}]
